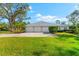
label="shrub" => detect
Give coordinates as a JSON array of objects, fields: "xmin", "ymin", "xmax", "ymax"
[
  {"xmin": 0, "ymin": 22, "xmax": 8, "ymax": 31},
  {"xmin": 69, "ymin": 25, "xmax": 79, "ymax": 34},
  {"xmin": 11, "ymin": 22, "xmax": 26, "ymax": 33},
  {"xmin": 48, "ymin": 26, "xmax": 58, "ymax": 33},
  {"xmin": 69, "ymin": 26, "xmax": 76, "ymax": 33}
]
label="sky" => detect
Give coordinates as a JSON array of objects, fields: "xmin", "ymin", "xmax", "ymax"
[{"xmin": 27, "ymin": 3, "xmax": 78, "ymax": 23}]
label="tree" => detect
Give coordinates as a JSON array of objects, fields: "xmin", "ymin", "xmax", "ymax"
[
  {"xmin": 61, "ymin": 21, "xmax": 66, "ymax": 25},
  {"xmin": 0, "ymin": 3, "xmax": 30, "ymax": 32},
  {"xmin": 56, "ymin": 20, "xmax": 60, "ymax": 24},
  {"xmin": 66, "ymin": 10, "xmax": 79, "ymax": 33}
]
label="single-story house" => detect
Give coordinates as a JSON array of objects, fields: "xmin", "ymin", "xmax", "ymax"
[{"xmin": 26, "ymin": 21, "xmax": 69, "ymax": 33}]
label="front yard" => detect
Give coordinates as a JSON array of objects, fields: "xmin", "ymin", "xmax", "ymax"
[{"xmin": 0, "ymin": 33, "xmax": 79, "ymax": 56}]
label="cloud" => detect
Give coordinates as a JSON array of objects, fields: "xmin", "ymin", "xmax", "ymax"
[
  {"xmin": 30, "ymin": 10, "xmax": 35, "ymax": 13},
  {"xmin": 28, "ymin": 6, "xmax": 36, "ymax": 13},
  {"xmin": 29, "ymin": 6, "xmax": 32, "ymax": 10},
  {"xmin": 36, "ymin": 13, "xmax": 42, "ymax": 17},
  {"xmin": 35, "ymin": 13, "xmax": 68, "ymax": 23},
  {"xmin": 74, "ymin": 4, "xmax": 79, "ymax": 10}
]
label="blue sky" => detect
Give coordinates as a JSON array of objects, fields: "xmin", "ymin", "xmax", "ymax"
[{"xmin": 27, "ymin": 3, "xmax": 78, "ymax": 23}]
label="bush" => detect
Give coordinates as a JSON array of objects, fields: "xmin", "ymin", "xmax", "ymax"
[
  {"xmin": 11, "ymin": 22, "xmax": 26, "ymax": 33},
  {"xmin": 69, "ymin": 26, "xmax": 76, "ymax": 33},
  {"xmin": 48, "ymin": 26, "xmax": 58, "ymax": 33},
  {"xmin": 0, "ymin": 22, "xmax": 8, "ymax": 31}
]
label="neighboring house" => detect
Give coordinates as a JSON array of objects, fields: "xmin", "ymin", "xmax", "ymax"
[{"xmin": 26, "ymin": 21, "xmax": 69, "ymax": 33}]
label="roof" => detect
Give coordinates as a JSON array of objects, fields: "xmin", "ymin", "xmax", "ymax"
[{"xmin": 26, "ymin": 21, "xmax": 68, "ymax": 27}]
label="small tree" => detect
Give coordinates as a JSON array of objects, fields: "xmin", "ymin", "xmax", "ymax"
[{"xmin": 56, "ymin": 20, "xmax": 60, "ymax": 24}]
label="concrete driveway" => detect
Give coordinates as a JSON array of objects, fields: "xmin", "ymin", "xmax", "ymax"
[{"xmin": 0, "ymin": 33, "xmax": 55, "ymax": 37}]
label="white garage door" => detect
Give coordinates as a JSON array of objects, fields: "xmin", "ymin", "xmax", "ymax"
[
  {"xmin": 34, "ymin": 27, "xmax": 42, "ymax": 32},
  {"xmin": 26, "ymin": 26, "xmax": 49, "ymax": 32},
  {"xmin": 42, "ymin": 26, "xmax": 49, "ymax": 32},
  {"xmin": 26, "ymin": 27, "xmax": 34, "ymax": 32}
]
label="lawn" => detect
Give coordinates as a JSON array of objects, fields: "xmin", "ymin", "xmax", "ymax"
[
  {"xmin": 0, "ymin": 31, "xmax": 13, "ymax": 34},
  {"xmin": 0, "ymin": 33, "xmax": 79, "ymax": 56}
]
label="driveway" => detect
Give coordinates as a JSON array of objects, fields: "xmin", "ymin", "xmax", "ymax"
[{"xmin": 0, "ymin": 33, "xmax": 55, "ymax": 37}]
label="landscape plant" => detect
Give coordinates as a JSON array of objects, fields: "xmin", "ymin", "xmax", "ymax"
[
  {"xmin": 12, "ymin": 21, "xmax": 26, "ymax": 33},
  {"xmin": 49, "ymin": 26, "xmax": 58, "ymax": 33}
]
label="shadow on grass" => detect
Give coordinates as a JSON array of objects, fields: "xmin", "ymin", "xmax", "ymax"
[
  {"xmin": 32, "ymin": 50, "xmax": 47, "ymax": 56},
  {"xmin": 49, "ymin": 46, "xmax": 79, "ymax": 56},
  {"xmin": 56, "ymin": 34, "xmax": 76, "ymax": 41},
  {"xmin": 31, "ymin": 45, "xmax": 79, "ymax": 56}
]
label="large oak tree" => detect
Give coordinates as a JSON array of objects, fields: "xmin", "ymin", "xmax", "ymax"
[{"xmin": 0, "ymin": 3, "xmax": 30, "ymax": 31}]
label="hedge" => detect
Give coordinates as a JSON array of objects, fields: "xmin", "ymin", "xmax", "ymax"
[{"xmin": 48, "ymin": 26, "xmax": 58, "ymax": 33}]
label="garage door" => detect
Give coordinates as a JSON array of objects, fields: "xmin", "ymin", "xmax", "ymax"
[
  {"xmin": 34, "ymin": 26, "xmax": 49, "ymax": 32},
  {"xmin": 42, "ymin": 26, "xmax": 49, "ymax": 32},
  {"xmin": 26, "ymin": 26, "xmax": 41, "ymax": 32},
  {"xmin": 26, "ymin": 26, "xmax": 49, "ymax": 32},
  {"xmin": 34, "ymin": 27, "xmax": 42, "ymax": 32},
  {"xmin": 26, "ymin": 27, "xmax": 34, "ymax": 32}
]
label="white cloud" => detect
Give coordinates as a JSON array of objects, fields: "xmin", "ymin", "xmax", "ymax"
[
  {"xmin": 74, "ymin": 4, "xmax": 79, "ymax": 10},
  {"xmin": 35, "ymin": 13, "xmax": 68, "ymax": 23},
  {"xmin": 30, "ymin": 10, "xmax": 35, "ymax": 13},
  {"xmin": 29, "ymin": 6, "xmax": 32, "ymax": 10},
  {"xmin": 36, "ymin": 13, "xmax": 42, "ymax": 17},
  {"xmin": 28, "ymin": 6, "xmax": 36, "ymax": 13}
]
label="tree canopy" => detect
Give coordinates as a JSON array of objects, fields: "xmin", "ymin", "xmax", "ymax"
[
  {"xmin": 66, "ymin": 10, "xmax": 79, "ymax": 34},
  {"xmin": 0, "ymin": 3, "xmax": 30, "ymax": 32}
]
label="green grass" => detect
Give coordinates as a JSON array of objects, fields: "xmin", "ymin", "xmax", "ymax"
[
  {"xmin": 0, "ymin": 33, "xmax": 79, "ymax": 56},
  {"xmin": 0, "ymin": 31, "xmax": 13, "ymax": 34}
]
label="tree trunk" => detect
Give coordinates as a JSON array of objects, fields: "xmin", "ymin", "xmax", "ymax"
[{"xmin": 8, "ymin": 17, "xmax": 15, "ymax": 32}]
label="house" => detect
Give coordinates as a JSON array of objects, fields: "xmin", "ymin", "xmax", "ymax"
[{"xmin": 26, "ymin": 21, "xmax": 69, "ymax": 33}]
